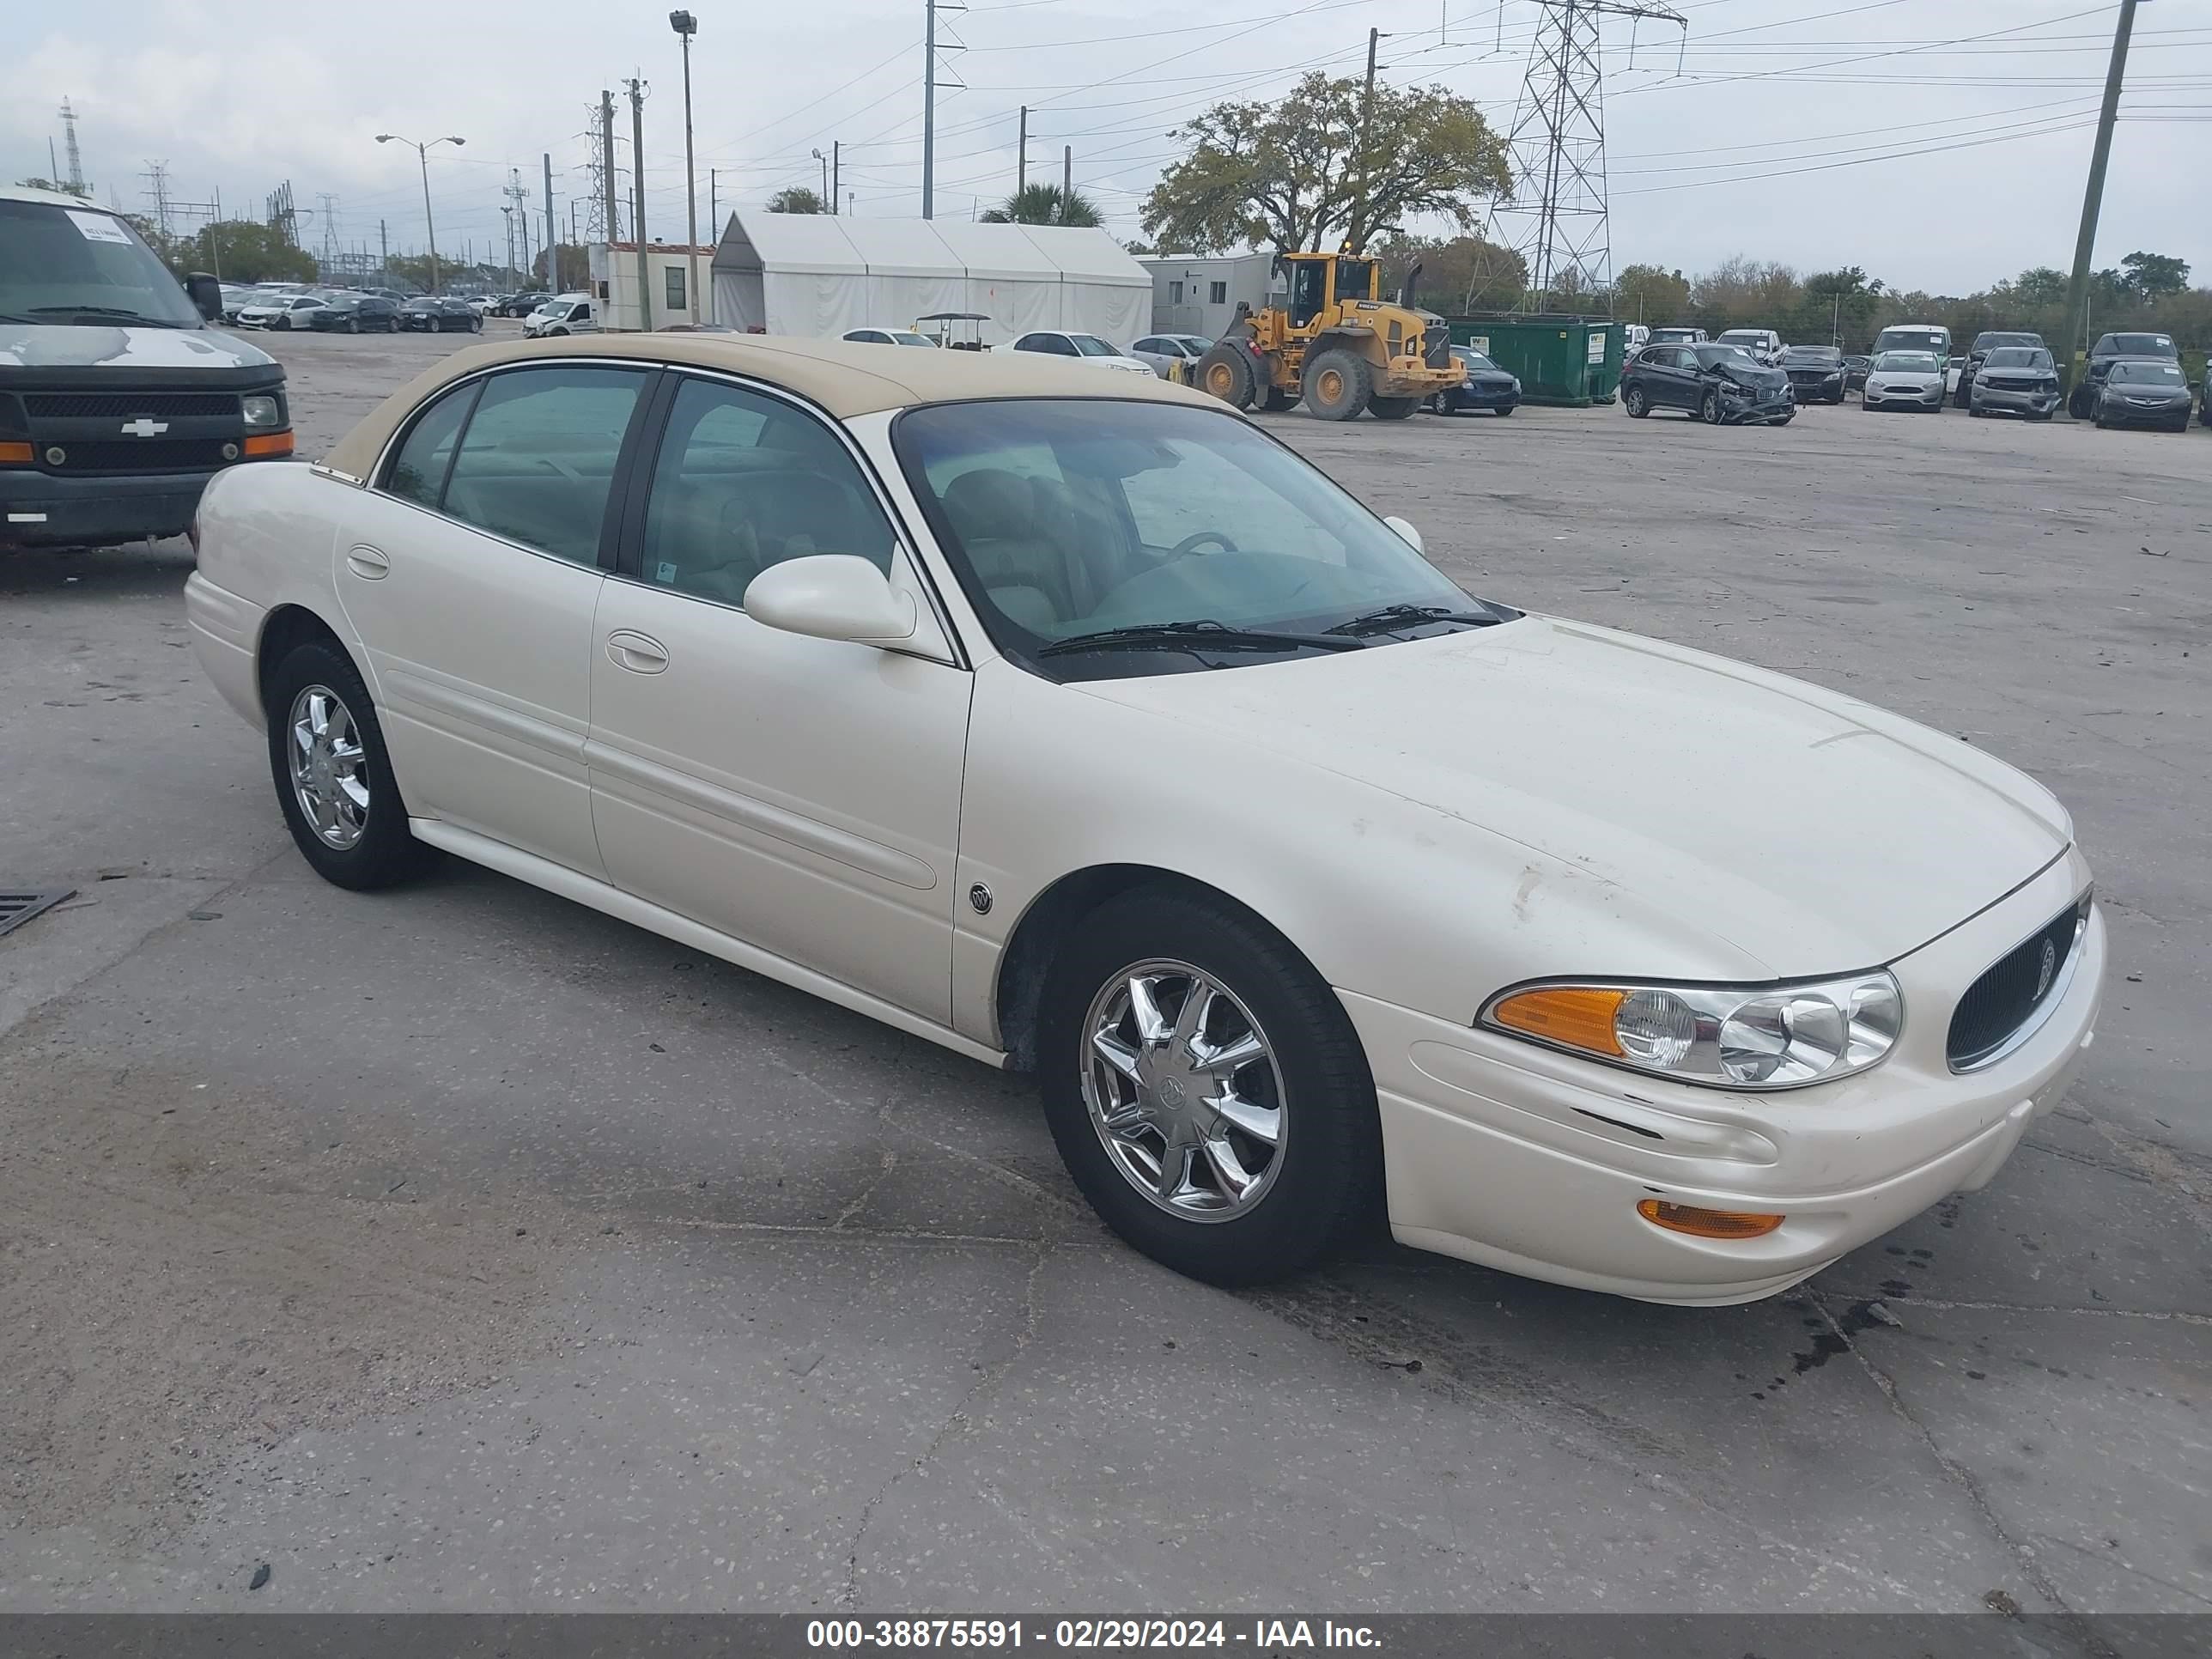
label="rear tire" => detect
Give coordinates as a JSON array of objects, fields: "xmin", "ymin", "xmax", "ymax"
[
  {"xmin": 1303, "ymin": 349, "xmax": 1371, "ymax": 421},
  {"xmin": 1367, "ymin": 395, "xmax": 1416, "ymax": 421},
  {"xmin": 1036, "ymin": 884, "xmax": 1382, "ymax": 1287},
  {"xmin": 264, "ymin": 641, "xmax": 438, "ymax": 892},
  {"xmin": 1623, "ymin": 384, "xmax": 1650, "ymax": 418},
  {"xmin": 1194, "ymin": 343, "xmax": 1258, "ymax": 410}
]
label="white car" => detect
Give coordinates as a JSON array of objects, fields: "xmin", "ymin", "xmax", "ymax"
[
  {"xmin": 1863, "ymin": 349, "xmax": 1948, "ymax": 411},
  {"xmin": 1128, "ymin": 334, "xmax": 1214, "ymax": 378},
  {"xmin": 842, "ymin": 326, "xmax": 938, "ymax": 348},
  {"xmin": 1005, "ymin": 330, "xmax": 1158, "ymax": 376},
  {"xmin": 183, "ymin": 336, "xmax": 2103, "ymax": 1305},
  {"xmin": 236, "ymin": 294, "xmax": 331, "ymax": 331},
  {"xmin": 523, "ymin": 295, "xmax": 597, "ymax": 337}
]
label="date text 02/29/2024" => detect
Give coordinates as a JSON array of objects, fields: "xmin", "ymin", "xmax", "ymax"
[{"xmin": 805, "ymin": 1620, "xmax": 1381, "ymax": 1650}]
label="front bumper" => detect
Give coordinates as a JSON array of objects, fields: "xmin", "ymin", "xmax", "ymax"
[
  {"xmin": 1447, "ymin": 382, "xmax": 1521, "ymax": 412},
  {"xmin": 1721, "ymin": 391, "xmax": 1794, "ymax": 424},
  {"xmin": 1787, "ymin": 377, "xmax": 1846, "ymax": 402},
  {"xmin": 2, "ymin": 465, "xmax": 226, "ymax": 549},
  {"xmin": 1972, "ymin": 384, "xmax": 2059, "ymax": 416},
  {"xmin": 1864, "ymin": 385, "xmax": 1943, "ymax": 409},
  {"xmin": 1342, "ymin": 851, "xmax": 2103, "ymax": 1304},
  {"xmin": 2101, "ymin": 400, "xmax": 2192, "ymax": 428}
]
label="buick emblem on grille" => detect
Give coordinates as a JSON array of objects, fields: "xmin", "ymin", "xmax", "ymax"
[
  {"xmin": 119, "ymin": 417, "xmax": 169, "ymax": 438},
  {"xmin": 2034, "ymin": 938, "xmax": 2058, "ymax": 1000}
]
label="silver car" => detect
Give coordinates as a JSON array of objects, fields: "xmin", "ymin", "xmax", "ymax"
[
  {"xmin": 1128, "ymin": 333, "xmax": 1213, "ymax": 379},
  {"xmin": 1862, "ymin": 349, "xmax": 1947, "ymax": 412},
  {"xmin": 1969, "ymin": 346, "xmax": 2059, "ymax": 421}
]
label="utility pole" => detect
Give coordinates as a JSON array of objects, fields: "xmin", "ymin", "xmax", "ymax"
[
  {"xmin": 628, "ymin": 77, "xmax": 651, "ymax": 330},
  {"xmin": 709, "ymin": 167, "xmax": 718, "ymax": 235},
  {"xmin": 380, "ymin": 219, "xmax": 389, "ymax": 284},
  {"xmin": 600, "ymin": 89, "xmax": 620, "ymax": 246},
  {"xmin": 543, "ymin": 151, "xmax": 557, "ymax": 289},
  {"xmin": 1351, "ymin": 27, "xmax": 1382, "ymax": 251},
  {"xmin": 672, "ymin": 9, "xmax": 702, "ymax": 324},
  {"xmin": 832, "ymin": 143, "xmax": 841, "ymax": 215},
  {"xmin": 501, "ymin": 204, "xmax": 514, "ymax": 288},
  {"xmin": 1018, "ymin": 106, "xmax": 1028, "ymax": 193},
  {"xmin": 1062, "ymin": 145, "xmax": 1072, "ymax": 220},
  {"xmin": 2059, "ymin": 0, "xmax": 2139, "ymax": 409},
  {"xmin": 923, "ymin": 0, "xmax": 939, "ymax": 218}
]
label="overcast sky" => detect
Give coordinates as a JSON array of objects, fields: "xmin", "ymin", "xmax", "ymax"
[{"xmin": 5, "ymin": 0, "xmax": 2206, "ymax": 295}]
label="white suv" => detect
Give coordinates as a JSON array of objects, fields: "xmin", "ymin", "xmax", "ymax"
[{"xmin": 523, "ymin": 295, "xmax": 598, "ymax": 338}]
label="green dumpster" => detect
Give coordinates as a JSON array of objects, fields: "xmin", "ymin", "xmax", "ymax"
[{"xmin": 1446, "ymin": 315, "xmax": 1626, "ymax": 406}]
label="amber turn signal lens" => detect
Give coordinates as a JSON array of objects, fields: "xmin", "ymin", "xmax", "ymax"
[
  {"xmin": 1637, "ymin": 1200, "xmax": 1785, "ymax": 1240},
  {"xmin": 241, "ymin": 431, "xmax": 295, "ymax": 459},
  {"xmin": 0, "ymin": 441, "xmax": 33, "ymax": 465},
  {"xmin": 1491, "ymin": 987, "xmax": 1626, "ymax": 1056}
]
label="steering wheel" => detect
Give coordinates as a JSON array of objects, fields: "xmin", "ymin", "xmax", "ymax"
[{"xmin": 1169, "ymin": 531, "xmax": 1238, "ymax": 558}]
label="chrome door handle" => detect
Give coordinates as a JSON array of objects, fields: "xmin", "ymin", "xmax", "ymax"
[
  {"xmin": 606, "ymin": 629, "xmax": 669, "ymax": 673},
  {"xmin": 345, "ymin": 545, "xmax": 391, "ymax": 579}
]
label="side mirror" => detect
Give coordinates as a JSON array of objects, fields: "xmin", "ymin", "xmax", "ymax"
[
  {"xmin": 1383, "ymin": 516, "xmax": 1424, "ymax": 554},
  {"xmin": 185, "ymin": 272, "xmax": 222, "ymax": 322},
  {"xmin": 744, "ymin": 555, "xmax": 917, "ymax": 647}
]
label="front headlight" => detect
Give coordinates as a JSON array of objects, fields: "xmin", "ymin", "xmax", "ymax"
[
  {"xmin": 240, "ymin": 394, "xmax": 282, "ymax": 428},
  {"xmin": 1481, "ymin": 970, "xmax": 1903, "ymax": 1090},
  {"xmin": 1721, "ymin": 380, "xmax": 1753, "ymax": 397}
]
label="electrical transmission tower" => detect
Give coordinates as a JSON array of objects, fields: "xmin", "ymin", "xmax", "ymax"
[
  {"xmin": 581, "ymin": 104, "xmax": 611, "ymax": 240},
  {"xmin": 141, "ymin": 161, "xmax": 174, "ymax": 243},
  {"xmin": 1492, "ymin": 0, "xmax": 1684, "ymax": 307},
  {"xmin": 317, "ymin": 192, "xmax": 343, "ymax": 269},
  {"xmin": 268, "ymin": 181, "xmax": 299, "ymax": 245},
  {"xmin": 58, "ymin": 99, "xmax": 87, "ymax": 192}
]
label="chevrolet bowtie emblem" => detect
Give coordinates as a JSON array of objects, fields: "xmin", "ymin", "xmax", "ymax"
[{"xmin": 120, "ymin": 417, "xmax": 168, "ymax": 437}]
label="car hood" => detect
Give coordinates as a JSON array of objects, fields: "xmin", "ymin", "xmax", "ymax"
[
  {"xmin": 1070, "ymin": 616, "xmax": 2071, "ymax": 976},
  {"xmin": 0, "ymin": 322, "xmax": 275, "ymax": 371},
  {"xmin": 1720, "ymin": 363, "xmax": 1787, "ymax": 390},
  {"xmin": 1870, "ymin": 368, "xmax": 1942, "ymax": 386}
]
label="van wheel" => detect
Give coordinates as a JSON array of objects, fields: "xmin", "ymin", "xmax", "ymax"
[
  {"xmin": 1037, "ymin": 886, "xmax": 1382, "ymax": 1286},
  {"xmin": 264, "ymin": 641, "xmax": 438, "ymax": 891}
]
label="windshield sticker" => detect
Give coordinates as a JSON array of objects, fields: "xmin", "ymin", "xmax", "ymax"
[{"xmin": 66, "ymin": 210, "xmax": 134, "ymax": 245}]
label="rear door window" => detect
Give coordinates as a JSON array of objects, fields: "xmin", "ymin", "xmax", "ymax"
[
  {"xmin": 381, "ymin": 381, "xmax": 479, "ymax": 508},
  {"xmin": 440, "ymin": 366, "xmax": 650, "ymax": 566}
]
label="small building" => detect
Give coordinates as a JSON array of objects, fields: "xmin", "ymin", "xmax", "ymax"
[
  {"xmin": 589, "ymin": 241, "xmax": 718, "ymax": 331},
  {"xmin": 1142, "ymin": 251, "xmax": 1280, "ymax": 339},
  {"xmin": 706, "ymin": 213, "xmax": 1151, "ymax": 345}
]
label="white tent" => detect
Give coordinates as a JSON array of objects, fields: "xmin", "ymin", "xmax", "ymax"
[{"xmin": 709, "ymin": 213, "xmax": 1151, "ymax": 345}]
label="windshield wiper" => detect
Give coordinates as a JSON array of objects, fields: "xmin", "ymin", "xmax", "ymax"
[
  {"xmin": 1322, "ymin": 603, "xmax": 1504, "ymax": 639},
  {"xmin": 26, "ymin": 306, "xmax": 190, "ymax": 327},
  {"xmin": 1036, "ymin": 619, "xmax": 1365, "ymax": 658}
]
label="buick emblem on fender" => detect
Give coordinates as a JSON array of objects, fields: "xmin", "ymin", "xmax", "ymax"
[
  {"xmin": 119, "ymin": 417, "xmax": 168, "ymax": 438},
  {"xmin": 2035, "ymin": 938, "xmax": 2058, "ymax": 1000}
]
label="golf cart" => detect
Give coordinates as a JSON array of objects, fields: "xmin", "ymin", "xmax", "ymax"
[{"xmin": 915, "ymin": 311, "xmax": 989, "ymax": 351}]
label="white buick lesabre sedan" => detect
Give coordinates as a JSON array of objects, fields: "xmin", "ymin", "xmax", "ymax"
[{"xmin": 184, "ymin": 336, "xmax": 2104, "ymax": 1304}]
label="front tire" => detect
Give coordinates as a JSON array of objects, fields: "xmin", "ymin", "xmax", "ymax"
[
  {"xmin": 1303, "ymin": 349, "xmax": 1372, "ymax": 421},
  {"xmin": 264, "ymin": 641, "xmax": 437, "ymax": 891},
  {"xmin": 1623, "ymin": 384, "xmax": 1650, "ymax": 418},
  {"xmin": 1700, "ymin": 388, "xmax": 1723, "ymax": 424},
  {"xmin": 1194, "ymin": 343, "xmax": 1257, "ymax": 410},
  {"xmin": 1037, "ymin": 885, "xmax": 1382, "ymax": 1286}
]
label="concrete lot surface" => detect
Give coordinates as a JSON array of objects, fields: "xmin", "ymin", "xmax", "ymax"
[{"xmin": 2, "ymin": 325, "xmax": 2206, "ymax": 1617}]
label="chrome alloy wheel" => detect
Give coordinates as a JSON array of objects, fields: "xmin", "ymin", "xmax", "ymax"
[
  {"xmin": 287, "ymin": 684, "xmax": 370, "ymax": 850},
  {"xmin": 1080, "ymin": 959, "xmax": 1286, "ymax": 1221}
]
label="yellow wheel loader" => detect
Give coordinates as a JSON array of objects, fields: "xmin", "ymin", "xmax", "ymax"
[{"xmin": 1193, "ymin": 251, "xmax": 1464, "ymax": 421}]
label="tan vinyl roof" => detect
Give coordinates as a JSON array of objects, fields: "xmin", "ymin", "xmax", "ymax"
[{"xmin": 320, "ymin": 332, "xmax": 1220, "ymax": 481}]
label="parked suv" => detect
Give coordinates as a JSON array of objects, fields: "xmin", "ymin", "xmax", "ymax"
[
  {"xmin": 1954, "ymin": 331, "xmax": 2045, "ymax": 407},
  {"xmin": 1968, "ymin": 346, "xmax": 2058, "ymax": 420},
  {"xmin": 1716, "ymin": 328, "xmax": 1783, "ymax": 365}
]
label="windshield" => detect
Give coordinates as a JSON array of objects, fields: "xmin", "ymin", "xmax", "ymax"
[
  {"xmin": 1455, "ymin": 351, "xmax": 1499, "ymax": 372},
  {"xmin": 0, "ymin": 199, "xmax": 204, "ymax": 326},
  {"xmin": 1972, "ymin": 333, "xmax": 2037, "ymax": 352},
  {"xmin": 1874, "ymin": 351, "xmax": 1939, "ymax": 372},
  {"xmin": 1781, "ymin": 347, "xmax": 1841, "ymax": 363},
  {"xmin": 1984, "ymin": 348, "xmax": 2050, "ymax": 369},
  {"xmin": 1717, "ymin": 331, "xmax": 1766, "ymax": 345},
  {"xmin": 2108, "ymin": 334, "xmax": 2177, "ymax": 358},
  {"xmin": 1875, "ymin": 329, "xmax": 1946, "ymax": 356},
  {"xmin": 2112, "ymin": 363, "xmax": 2185, "ymax": 386},
  {"xmin": 1692, "ymin": 343, "xmax": 1759, "ymax": 367},
  {"xmin": 1071, "ymin": 335, "xmax": 1120, "ymax": 357},
  {"xmin": 894, "ymin": 398, "xmax": 1486, "ymax": 675},
  {"xmin": 890, "ymin": 331, "xmax": 935, "ymax": 347},
  {"xmin": 1650, "ymin": 330, "xmax": 1698, "ymax": 343}
]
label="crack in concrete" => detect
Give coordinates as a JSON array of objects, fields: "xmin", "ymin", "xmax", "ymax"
[
  {"xmin": 1811, "ymin": 1291, "xmax": 2211, "ymax": 1327},
  {"xmin": 1807, "ymin": 1290, "xmax": 2118, "ymax": 1654},
  {"xmin": 833, "ymin": 1149, "xmax": 900, "ymax": 1231},
  {"xmin": 840, "ymin": 1239, "xmax": 1059, "ymax": 1610}
]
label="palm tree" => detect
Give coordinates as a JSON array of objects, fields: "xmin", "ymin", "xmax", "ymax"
[
  {"xmin": 980, "ymin": 183, "xmax": 1102, "ymax": 228},
  {"xmin": 766, "ymin": 186, "xmax": 824, "ymax": 215}
]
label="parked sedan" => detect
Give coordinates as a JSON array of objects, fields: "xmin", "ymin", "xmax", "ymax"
[
  {"xmin": 1620, "ymin": 341, "xmax": 1793, "ymax": 425},
  {"xmin": 2071, "ymin": 332, "xmax": 2181, "ymax": 418},
  {"xmin": 1006, "ymin": 331, "xmax": 1159, "ymax": 376},
  {"xmin": 1862, "ymin": 350, "xmax": 1947, "ymax": 412},
  {"xmin": 182, "ymin": 334, "xmax": 2102, "ymax": 1305},
  {"xmin": 496, "ymin": 291, "xmax": 551, "ymax": 318},
  {"xmin": 399, "ymin": 296, "xmax": 483, "ymax": 333},
  {"xmin": 1128, "ymin": 334, "xmax": 1213, "ymax": 378},
  {"xmin": 1968, "ymin": 346, "xmax": 2058, "ymax": 420},
  {"xmin": 307, "ymin": 293, "xmax": 402, "ymax": 334},
  {"xmin": 2091, "ymin": 361, "xmax": 2194, "ymax": 432},
  {"xmin": 1778, "ymin": 344, "xmax": 1848, "ymax": 404},
  {"xmin": 842, "ymin": 326, "xmax": 938, "ymax": 348},
  {"xmin": 1842, "ymin": 354, "xmax": 1872, "ymax": 394},
  {"xmin": 235, "ymin": 293, "xmax": 332, "ymax": 331},
  {"xmin": 1429, "ymin": 346, "xmax": 1520, "ymax": 416}
]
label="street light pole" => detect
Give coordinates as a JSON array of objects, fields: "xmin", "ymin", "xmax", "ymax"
[
  {"xmin": 671, "ymin": 10, "xmax": 701, "ymax": 325},
  {"xmin": 813, "ymin": 148, "xmax": 830, "ymax": 205},
  {"xmin": 375, "ymin": 131, "xmax": 466, "ymax": 293}
]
